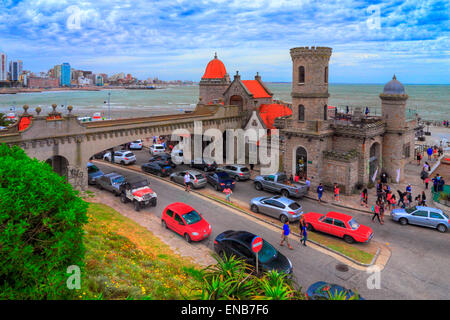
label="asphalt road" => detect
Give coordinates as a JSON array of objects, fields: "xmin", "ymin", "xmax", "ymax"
[{"xmin": 94, "ymin": 148, "xmax": 450, "ymax": 300}]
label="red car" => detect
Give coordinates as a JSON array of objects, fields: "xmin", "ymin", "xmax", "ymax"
[
  {"xmin": 303, "ymin": 211, "xmax": 373, "ymax": 243},
  {"xmin": 161, "ymin": 202, "xmax": 212, "ymax": 242}
]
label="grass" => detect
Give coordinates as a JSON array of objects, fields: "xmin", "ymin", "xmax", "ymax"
[
  {"xmin": 206, "ymin": 194, "xmax": 376, "ymax": 265},
  {"xmin": 80, "ymin": 202, "xmax": 203, "ymax": 300}
]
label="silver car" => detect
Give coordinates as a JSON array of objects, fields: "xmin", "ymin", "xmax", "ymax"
[
  {"xmin": 170, "ymin": 170, "xmax": 207, "ymax": 189},
  {"xmin": 217, "ymin": 165, "xmax": 251, "ymax": 181},
  {"xmin": 250, "ymin": 195, "xmax": 303, "ymax": 223},
  {"xmin": 103, "ymin": 150, "xmax": 137, "ymax": 165},
  {"xmin": 391, "ymin": 206, "xmax": 449, "ymax": 233},
  {"xmin": 96, "ymin": 172, "xmax": 126, "ymax": 196}
]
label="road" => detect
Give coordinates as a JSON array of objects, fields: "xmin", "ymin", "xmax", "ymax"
[{"xmin": 92, "ymin": 148, "xmax": 450, "ymax": 300}]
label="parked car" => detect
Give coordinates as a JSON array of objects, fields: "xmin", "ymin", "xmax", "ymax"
[
  {"xmin": 214, "ymin": 230, "xmax": 293, "ymax": 274},
  {"xmin": 87, "ymin": 162, "xmax": 104, "ymax": 185},
  {"xmin": 149, "ymin": 144, "xmax": 165, "ymax": 156},
  {"xmin": 190, "ymin": 157, "xmax": 217, "ymax": 172},
  {"xmin": 391, "ymin": 206, "xmax": 449, "ymax": 233},
  {"xmin": 96, "ymin": 172, "xmax": 126, "ymax": 196},
  {"xmin": 103, "ymin": 150, "xmax": 137, "ymax": 165},
  {"xmin": 206, "ymin": 172, "xmax": 236, "ymax": 191},
  {"xmin": 91, "ymin": 150, "xmax": 108, "ymax": 160},
  {"xmin": 250, "ymin": 196, "xmax": 303, "ymax": 223},
  {"xmin": 169, "ymin": 170, "xmax": 207, "ymax": 189},
  {"xmin": 141, "ymin": 162, "xmax": 173, "ymax": 177},
  {"xmin": 119, "ymin": 179, "xmax": 157, "ymax": 211},
  {"xmin": 161, "ymin": 203, "xmax": 212, "ymax": 242},
  {"xmin": 171, "ymin": 149, "xmax": 185, "ymax": 165},
  {"xmin": 306, "ymin": 281, "xmax": 364, "ymax": 300},
  {"xmin": 254, "ymin": 172, "xmax": 308, "ymax": 198},
  {"xmin": 303, "ymin": 211, "xmax": 373, "ymax": 243},
  {"xmin": 148, "ymin": 153, "xmax": 176, "ymax": 168},
  {"xmin": 129, "ymin": 139, "xmax": 143, "ymax": 150},
  {"xmin": 217, "ymin": 165, "xmax": 251, "ymax": 181}
]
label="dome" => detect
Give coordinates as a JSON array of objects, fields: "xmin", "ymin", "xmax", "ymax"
[
  {"xmin": 202, "ymin": 53, "xmax": 227, "ymax": 79},
  {"xmin": 383, "ymin": 75, "xmax": 405, "ymax": 95}
]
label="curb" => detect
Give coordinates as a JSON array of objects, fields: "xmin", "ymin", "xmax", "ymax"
[{"xmin": 93, "ymin": 160, "xmax": 381, "ymax": 268}]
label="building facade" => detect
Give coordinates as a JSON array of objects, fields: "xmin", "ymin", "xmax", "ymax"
[
  {"xmin": 60, "ymin": 63, "xmax": 71, "ymax": 87},
  {"xmin": 9, "ymin": 60, "xmax": 22, "ymax": 81},
  {"xmin": 0, "ymin": 53, "xmax": 7, "ymax": 81}
]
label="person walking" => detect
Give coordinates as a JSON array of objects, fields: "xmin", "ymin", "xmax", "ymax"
[
  {"xmin": 379, "ymin": 201, "xmax": 385, "ymax": 224},
  {"xmin": 386, "ymin": 191, "xmax": 392, "ymax": 211},
  {"xmin": 334, "ymin": 183, "xmax": 340, "ymax": 202},
  {"xmin": 184, "ymin": 172, "xmax": 191, "ymax": 192},
  {"xmin": 424, "ymin": 176, "xmax": 430, "ymax": 189},
  {"xmin": 390, "ymin": 194, "xmax": 397, "ymax": 210},
  {"xmin": 361, "ymin": 188, "xmax": 368, "ymax": 207},
  {"xmin": 299, "ymin": 216, "xmax": 306, "ymax": 246},
  {"xmin": 300, "ymin": 218, "xmax": 308, "ymax": 247},
  {"xmin": 372, "ymin": 202, "xmax": 382, "ymax": 224},
  {"xmin": 427, "ymin": 147, "xmax": 433, "ymax": 161},
  {"xmin": 421, "ymin": 191, "xmax": 427, "ymax": 206},
  {"xmin": 317, "ymin": 183, "xmax": 324, "ymax": 203},
  {"xmin": 280, "ymin": 220, "xmax": 293, "ymax": 250},
  {"xmin": 305, "ymin": 178, "xmax": 311, "ymax": 189},
  {"xmin": 417, "ymin": 152, "xmax": 422, "ymax": 165},
  {"xmin": 223, "ymin": 187, "xmax": 232, "ymax": 202}
]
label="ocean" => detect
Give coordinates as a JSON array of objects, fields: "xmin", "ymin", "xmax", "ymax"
[{"xmin": 0, "ymin": 83, "xmax": 448, "ymax": 121}]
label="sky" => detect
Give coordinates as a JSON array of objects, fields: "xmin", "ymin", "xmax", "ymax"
[{"xmin": 0, "ymin": 0, "xmax": 448, "ymax": 84}]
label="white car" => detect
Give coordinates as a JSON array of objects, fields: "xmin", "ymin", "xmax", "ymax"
[
  {"xmin": 129, "ymin": 139, "xmax": 143, "ymax": 150},
  {"xmin": 149, "ymin": 144, "xmax": 165, "ymax": 156},
  {"xmin": 103, "ymin": 150, "xmax": 137, "ymax": 165}
]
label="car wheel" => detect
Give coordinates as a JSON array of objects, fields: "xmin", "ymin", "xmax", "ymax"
[
  {"xmin": 251, "ymin": 204, "xmax": 259, "ymax": 213},
  {"xmin": 134, "ymin": 201, "xmax": 140, "ymax": 212},
  {"xmin": 152, "ymin": 198, "xmax": 157, "ymax": 207},
  {"xmin": 120, "ymin": 161, "xmax": 125, "ymax": 165},
  {"xmin": 399, "ymin": 217, "xmax": 408, "ymax": 225},
  {"xmin": 184, "ymin": 233, "xmax": 191, "ymax": 243},
  {"xmin": 344, "ymin": 235, "xmax": 355, "ymax": 244},
  {"xmin": 234, "ymin": 175, "xmax": 240, "ymax": 181},
  {"xmin": 215, "ymin": 184, "xmax": 220, "ymax": 191},
  {"xmin": 162, "ymin": 220, "xmax": 167, "ymax": 229},
  {"xmin": 120, "ymin": 193, "xmax": 128, "ymax": 203},
  {"xmin": 306, "ymin": 223, "xmax": 314, "ymax": 231},
  {"xmin": 255, "ymin": 182, "xmax": 263, "ymax": 191},
  {"xmin": 281, "ymin": 189, "xmax": 289, "ymax": 198},
  {"xmin": 280, "ymin": 215, "xmax": 289, "ymax": 224},
  {"xmin": 437, "ymin": 224, "xmax": 447, "ymax": 233}
]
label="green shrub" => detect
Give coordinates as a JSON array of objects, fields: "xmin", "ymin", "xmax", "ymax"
[{"xmin": 0, "ymin": 144, "xmax": 88, "ymax": 299}]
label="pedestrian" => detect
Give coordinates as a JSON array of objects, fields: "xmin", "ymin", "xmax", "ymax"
[
  {"xmin": 305, "ymin": 178, "xmax": 311, "ymax": 189},
  {"xmin": 416, "ymin": 152, "xmax": 422, "ymax": 165},
  {"xmin": 376, "ymin": 180, "xmax": 383, "ymax": 199},
  {"xmin": 153, "ymin": 136, "xmax": 157, "ymax": 144},
  {"xmin": 415, "ymin": 194, "xmax": 421, "ymax": 206},
  {"xmin": 421, "ymin": 191, "xmax": 427, "ymax": 206},
  {"xmin": 294, "ymin": 174, "xmax": 300, "ymax": 183},
  {"xmin": 379, "ymin": 201, "xmax": 385, "ymax": 224},
  {"xmin": 299, "ymin": 216, "xmax": 306, "ymax": 245},
  {"xmin": 424, "ymin": 176, "xmax": 430, "ymax": 189},
  {"xmin": 223, "ymin": 187, "xmax": 232, "ymax": 202},
  {"xmin": 317, "ymin": 183, "xmax": 324, "ymax": 202},
  {"xmin": 184, "ymin": 172, "xmax": 191, "ymax": 192},
  {"xmin": 390, "ymin": 194, "xmax": 397, "ymax": 210},
  {"xmin": 361, "ymin": 188, "xmax": 368, "ymax": 207},
  {"xmin": 250, "ymin": 163, "xmax": 254, "ymax": 171},
  {"xmin": 280, "ymin": 220, "xmax": 293, "ymax": 250},
  {"xmin": 424, "ymin": 161, "xmax": 430, "ymax": 172},
  {"xmin": 372, "ymin": 202, "xmax": 382, "ymax": 224},
  {"xmin": 289, "ymin": 174, "xmax": 293, "ymax": 183},
  {"xmin": 386, "ymin": 191, "xmax": 392, "ymax": 210},
  {"xmin": 334, "ymin": 183, "xmax": 340, "ymax": 201},
  {"xmin": 406, "ymin": 184, "xmax": 412, "ymax": 195},
  {"xmin": 300, "ymin": 218, "xmax": 307, "ymax": 247},
  {"xmin": 427, "ymin": 147, "xmax": 433, "ymax": 161}
]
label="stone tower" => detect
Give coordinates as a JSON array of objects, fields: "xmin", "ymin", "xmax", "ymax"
[
  {"xmin": 380, "ymin": 75, "xmax": 412, "ymax": 183},
  {"xmin": 290, "ymin": 46, "xmax": 332, "ymax": 131},
  {"xmin": 198, "ymin": 53, "xmax": 230, "ymax": 104}
]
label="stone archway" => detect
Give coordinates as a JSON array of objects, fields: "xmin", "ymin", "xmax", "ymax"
[
  {"xmin": 230, "ymin": 95, "xmax": 243, "ymax": 107},
  {"xmin": 45, "ymin": 155, "xmax": 69, "ymax": 179},
  {"xmin": 369, "ymin": 142, "xmax": 381, "ymax": 181},
  {"xmin": 292, "ymin": 146, "xmax": 308, "ymax": 179}
]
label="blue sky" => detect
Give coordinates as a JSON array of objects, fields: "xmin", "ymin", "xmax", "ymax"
[{"xmin": 0, "ymin": 0, "xmax": 448, "ymax": 83}]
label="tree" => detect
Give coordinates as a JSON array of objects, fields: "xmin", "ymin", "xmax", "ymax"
[{"xmin": 0, "ymin": 144, "xmax": 88, "ymax": 299}]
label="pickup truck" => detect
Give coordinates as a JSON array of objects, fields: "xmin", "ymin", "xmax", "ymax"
[
  {"xmin": 120, "ymin": 179, "xmax": 157, "ymax": 211},
  {"xmin": 254, "ymin": 172, "xmax": 308, "ymax": 199}
]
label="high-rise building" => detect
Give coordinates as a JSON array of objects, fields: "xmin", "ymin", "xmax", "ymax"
[
  {"xmin": 60, "ymin": 63, "xmax": 71, "ymax": 87},
  {"xmin": 9, "ymin": 60, "xmax": 22, "ymax": 81},
  {"xmin": 0, "ymin": 53, "xmax": 7, "ymax": 81}
]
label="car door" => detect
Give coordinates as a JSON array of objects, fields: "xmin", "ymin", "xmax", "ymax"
[
  {"xmin": 332, "ymin": 219, "xmax": 347, "ymax": 237},
  {"xmin": 317, "ymin": 217, "xmax": 334, "ymax": 234},
  {"xmin": 173, "ymin": 213, "xmax": 185, "ymax": 235},
  {"xmin": 427, "ymin": 211, "xmax": 445, "ymax": 228},
  {"xmin": 175, "ymin": 172, "xmax": 184, "ymax": 184},
  {"xmin": 264, "ymin": 176, "xmax": 275, "ymax": 191},
  {"xmin": 230, "ymin": 241, "xmax": 254, "ymax": 264},
  {"xmin": 258, "ymin": 199, "xmax": 276, "ymax": 217},
  {"xmin": 164, "ymin": 208, "xmax": 175, "ymax": 230},
  {"xmin": 208, "ymin": 173, "xmax": 217, "ymax": 187},
  {"xmin": 410, "ymin": 210, "xmax": 429, "ymax": 227},
  {"xmin": 114, "ymin": 152, "xmax": 122, "ymax": 163},
  {"xmin": 104, "ymin": 177, "xmax": 114, "ymax": 192}
]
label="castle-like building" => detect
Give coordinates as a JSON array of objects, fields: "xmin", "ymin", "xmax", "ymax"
[{"xmin": 198, "ymin": 48, "xmax": 416, "ymax": 194}]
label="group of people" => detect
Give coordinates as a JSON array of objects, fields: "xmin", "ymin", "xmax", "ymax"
[
  {"xmin": 280, "ymin": 216, "xmax": 307, "ymax": 250},
  {"xmin": 443, "ymin": 120, "xmax": 449, "ymax": 127}
]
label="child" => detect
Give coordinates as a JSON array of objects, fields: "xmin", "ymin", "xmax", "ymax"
[
  {"xmin": 223, "ymin": 187, "xmax": 232, "ymax": 202},
  {"xmin": 334, "ymin": 184, "xmax": 340, "ymax": 202}
]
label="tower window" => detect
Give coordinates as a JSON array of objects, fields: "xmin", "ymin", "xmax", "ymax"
[
  {"xmin": 298, "ymin": 66, "xmax": 305, "ymax": 84},
  {"xmin": 325, "ymin": 67, "xmax": 328, "ymax": 83},
  {"xmin": 324, "ymin": 105, "xmax": 328, "ymax": 120},
  {"xmin": 298, "ymin": 104, "xmax": 305, "ymax": 121}
]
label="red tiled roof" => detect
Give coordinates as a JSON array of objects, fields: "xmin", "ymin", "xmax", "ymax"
[
  {"xmin": 241, "ymin": 80, "xmax": 271, "ymax": 98},
  {"xmin": 202, "ymin": 57, "xmax": 227, "ymax": 79},
  {"xmin": 258, "ymin": 103, "xmax": 292, "ymax": 129}
]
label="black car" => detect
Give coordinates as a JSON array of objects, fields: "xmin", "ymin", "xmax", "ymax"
[
  {"xmin": 207, "ymin": 172, "xmax": 236, "ymax": 191},
  {"xmin": 214, "ymin": 230, "xmax": 293, "ymax": 274},
  {"xmin": 190, "ymin": 158, "xmax": 217, "ymax": 172},
  {"xmin": 141, "ymin": 162, "xmax": 173, "ymax": 177},
  {"xmin": 90, "ymin": 150, "xmax": 108, "ymax": 160},
  {"xmin": 149, "ymin": 153, "xmax": 176, "ymax": 168}
]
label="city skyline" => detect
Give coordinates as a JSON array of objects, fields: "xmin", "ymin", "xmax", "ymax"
[{"xmin": 0, "ymin": 0, "xmax": 448, "ymax": 84}]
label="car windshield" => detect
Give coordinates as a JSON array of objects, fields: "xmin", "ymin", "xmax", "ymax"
[
  {"xmin": 288, "ymin": 202, "xmax": 301, "ymax": 210},
  {"xmin": 88, "ymin": 165, "xmax": 100, "ymax": 173},
  {"xmin": 258, "ymin": 240, "xmax": 278, "ymax": 264},
  {"xmin": 112, "ymin": 176, "xmax": 124, "ymax": 184},
  {"xmin": 348, "ymin": 219, "xmax": 360, "ymax": 230},
  {"xmin": 405, "ymin": 207, "xmax": 417, "ymax": 214},
  {"xmin": 155, "ymin": 146, "xmax": 164, "ymax": 149},
  {"xmin": 124, "ymin": 152, "xmax": 134, "ymax": 157},
  {"xmin": 182, "ymin": 210, "xmax": 202, "ymax": 225},
  {"xmin": 131, "ymin": 181, "xmax": 148, "ymax": 189}
]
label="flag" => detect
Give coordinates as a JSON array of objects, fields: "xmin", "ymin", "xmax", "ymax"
[
  {"xmin": 371, "ymin": 167, "xmax": 378, "ymax": 182},
  {"xmin": 396, "ymin": 169, "xmax": 400, "ymax": 183}
]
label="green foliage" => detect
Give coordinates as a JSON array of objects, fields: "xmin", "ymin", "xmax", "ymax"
[
  {"xmin": 326, "ymin": 289, "xmax": 361, "ymax": 300},
  {"xmin": 0, "ymin": 113, "xmax": 13, "ymax": 127},
  {"xmin": 194, "ymin": 254, "xmax": 304, "ymax": 300},
  {"xmin": 0, "ymin": 144, "xmax": 88, "ymax": 299}
]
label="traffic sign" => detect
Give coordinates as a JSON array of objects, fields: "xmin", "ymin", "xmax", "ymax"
[{"xmin": 251, "ymin": 236, "xmax": 263, "ymax": 253}]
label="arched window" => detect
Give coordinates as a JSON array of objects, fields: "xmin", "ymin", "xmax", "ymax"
[
  {"xmin": 298, "ymin": 104, "xmax": 305, "ymax": 121},
  {"xmin": 324, "ymin": 67, "xmax": 328, "ymax": 83},
  {"xmin": 298, "ymin": 66, "xmax": 305, "ymax": 83},
  {"xmin": 324, "ymin": 105, "xmax": 328, "ymax": 120}
]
